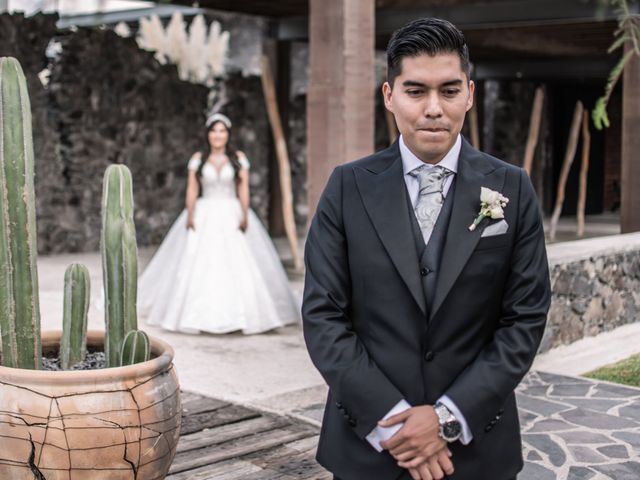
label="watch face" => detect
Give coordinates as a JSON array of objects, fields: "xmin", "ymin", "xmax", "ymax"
[{"xmin": 443, "ymin": 420, "xmax": 462, "ymax": 440}]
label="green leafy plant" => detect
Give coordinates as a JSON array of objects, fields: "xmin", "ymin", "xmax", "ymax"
[{"xmin": 593, "ymin": 0, "xmax": 640, "ymax": 130}]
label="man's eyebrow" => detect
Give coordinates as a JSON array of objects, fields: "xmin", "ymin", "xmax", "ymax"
[{"xmin": 401, "ymin": 79, "xmax": 464, "ymax": 88}]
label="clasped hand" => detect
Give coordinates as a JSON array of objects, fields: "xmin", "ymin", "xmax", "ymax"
[{"xmin": 379, "ymin": 405, "xmax": 454, "ymax": 480}]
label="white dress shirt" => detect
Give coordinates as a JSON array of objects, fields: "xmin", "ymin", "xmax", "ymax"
[{"xmin": 366, "ymin": 134, "xmax": 473, "ymax": 452}]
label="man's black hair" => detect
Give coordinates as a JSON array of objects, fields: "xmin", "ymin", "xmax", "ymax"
[{"xmin": 386, "ymin": 17, "xmax": 471, "ymax": 86}]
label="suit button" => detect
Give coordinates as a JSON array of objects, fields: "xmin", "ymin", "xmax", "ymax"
[
  {"xmin": 336, "ymin": 401, "xmax": 343, "ymax": 408},
  {"xmin": 485, "ymin": 425, "xmax": 492, "ymax": 432},
  {"xmin": 420, "ymin": 268, "xmax": 430, "ymax": 276},
  {"xmin": 498, "ymin": 408, "xmax": 504, "ymax": 414},
  {"xmin": 424, "ymin": 351, "xmax": 435, "ymax": 361},
  {"xmin": 349, "ymin": 419, "xmax": 357, "ymax": 427},
  {"xmin": 490, "ymin": 419, "xmax": 497, "ymax": 425}
]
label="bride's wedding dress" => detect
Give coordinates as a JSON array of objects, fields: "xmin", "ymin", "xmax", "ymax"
[{"xmin": 138, "ymin": 154, "xmax": 300, "ymax": 334}]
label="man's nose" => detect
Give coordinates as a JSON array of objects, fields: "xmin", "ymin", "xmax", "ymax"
[{"xmin": 423, "ymin": 92, "xmax": 443, "ymax": 118}]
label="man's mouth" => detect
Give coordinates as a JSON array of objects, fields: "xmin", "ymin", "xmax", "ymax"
[{"xmin": 420, "ymin": 127, "xmax": 448, "ymax": 133}]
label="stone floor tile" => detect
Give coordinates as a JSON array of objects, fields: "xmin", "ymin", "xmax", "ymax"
[
  {"xmin": 611, "ymin": 431, "xmax": 640, "ymax": 450},
  {"xmin": 560, "ymin": 408, "xmax": 640, "ymax": 430},
  {"xmin": 517, "ymin": 393, "xmax": 573, "ymax": 416},
  {"xmin": 522, "ymin": 434, "xmax": 567, "ymax": 467},
  {"xmin": 596, "ymin": 444, "xmax": 629, "ymax": 459},
  {"xmin": 526, "ymin": 450, "xmax": 543, "ymax": 461},
  {"xmin": 568, "ymin": 445, "xmax": 609, "ymax": 463},
  {"xmin": 567, "ymin": 466, "xmax": 597, "ymax": 480},
  {"xmin": 519, "ymin": 461, "xmax": 557, "ymax": 480},
  {"xmin": 518, "ymin": 409, "xmax": 541, "ymax": 428},
  {"xmin": 556, "ymin": 431, "xmax": 615, "ymax": 445},
  {"xmin": 617, "ymin": 403, "xmax": 640, "ymax": 420},
  {"xmin": 550, "ymin": 384, "xmax": 594, "ymax": 397},
  {"xmin": 591, "ymin": 384, "xmax": 640, "ymax": 399},
  {"xmin": 591, "ymin": 461, "xmax": 640, "ymax": 479},
  {"xmin": 520, "ymin": 385, "xmax": 552, "ymax": 397},
  {"xmin": 557, "ymin": 398, "xmax": 627, "ymax": 414},
  {"xmin": 537, "ymin": 372, "xmax": 592, "ymax": 385},
  {"xmin": 526, "ymin": 418, "xmax": 576, "ymax": 433}
]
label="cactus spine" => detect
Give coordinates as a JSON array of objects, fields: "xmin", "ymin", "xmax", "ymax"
[
  {"xmin": 0, "ymin": 57, "xmax": 42, "ymax": 370},
  {"xmin": 101, "ymin": 164, "xmax": 138, "ymax": 368},
  {"xmin": 60, "ymin": 263, "xmax": 90, "ymax": 369},
  {"xmin": 120, "ymin": 329, "xmax": 150, "ymax": 366}
]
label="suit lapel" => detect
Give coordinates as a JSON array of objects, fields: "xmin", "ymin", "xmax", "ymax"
[
  {"xmin": 353, "ymin": 143, "xmax": 427, "ymax": 317},
  {"xmin": 429, "ymin": 139, "xmax": 507, "ymax": 321}
]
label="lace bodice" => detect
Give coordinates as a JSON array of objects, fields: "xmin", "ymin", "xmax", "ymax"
[{"xmin": 188, "ymin": 153, "xmax": 249, "ymax": 199}]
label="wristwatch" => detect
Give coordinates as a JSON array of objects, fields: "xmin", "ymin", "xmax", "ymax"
[{"xmin": 434, "ymin": 402, "xmax": 462, "ymax": 443}]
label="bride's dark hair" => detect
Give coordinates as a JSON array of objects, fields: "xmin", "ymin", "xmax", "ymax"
[{"xmin": 196, "ymin": 120, "xmax": 241, "ymax": 196}]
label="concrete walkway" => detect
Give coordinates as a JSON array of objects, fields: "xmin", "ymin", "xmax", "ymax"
[{"xmin": 36, "ymin": 242, "xmax": 640, "ymax": 479}]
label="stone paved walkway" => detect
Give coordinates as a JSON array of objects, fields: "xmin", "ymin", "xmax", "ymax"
[
  {"xmin": 290, "ymin": 371, "xmax": 640, "ymax": 479},
  {"xmin": 517, "ymin": 371, "xmax": 640, "ymax": 479}
]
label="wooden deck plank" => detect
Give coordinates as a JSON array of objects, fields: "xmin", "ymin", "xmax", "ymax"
[
  {"xmin": 241, "ymin": 437, "xmax": 330, "ymax": 479},
  {"xmin": 181, "ymin": 396, "xmax": 229, "ymax": 416},
  {"xmin": 180, "ymin": 404, "xmax": 261, "ymax": 435},
  {"xmin": 170, "ymin": 423, "xmax": 317, "ymax": 474},
  {"xmin": 174, "ymin": 392, "xmax": 328, "ymax": 478},
  {"xmin": 178, "ymin": 415, "xmax": 292, "ymax": 453},
  {"xmin": 166, "ymin": 459, "xmax": 263, "ymax": 480}
]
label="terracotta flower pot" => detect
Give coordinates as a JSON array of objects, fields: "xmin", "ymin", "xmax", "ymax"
[{"xmin": 0, "ymin": 330, "xmax": 181, "ymax": 480}]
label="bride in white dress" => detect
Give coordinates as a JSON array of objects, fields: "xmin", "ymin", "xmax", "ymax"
[{"xmin": 138, "ymin": 113, "xmax": 300, "ymax": 334}]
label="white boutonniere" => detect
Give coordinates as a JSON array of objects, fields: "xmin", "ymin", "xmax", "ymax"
[{"xmin": 468, "ymin": 187, "xmax": 509, "ymax": 231}]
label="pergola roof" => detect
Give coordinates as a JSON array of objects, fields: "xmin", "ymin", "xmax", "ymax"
[
  {"xmin": 175, "ymin": 0, "xmax": 617, "ymax": 22},
  {"xmin": 169, "ymin": 0, "xmax": 626, "ymax": 78}
]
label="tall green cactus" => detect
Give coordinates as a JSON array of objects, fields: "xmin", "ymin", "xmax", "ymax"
[
  {"xmin": 101, "ymin": 164, "xmax": 138, "ymax": 368},
  {"xmin": 0, "ymin": 57, "xmax": 42, "ymax": 370},
  {"xmin": 120, "ymin": 329, "xmax": 150, "ymax": 366},
  {"xmin": 60, "ymin": 263, "xmax": 90, "ymax": 369}
]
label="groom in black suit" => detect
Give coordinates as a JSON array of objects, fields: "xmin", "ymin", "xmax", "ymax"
[{"xmin": 302, "ymin": 17, "xmax": 551, "ymax": 480}]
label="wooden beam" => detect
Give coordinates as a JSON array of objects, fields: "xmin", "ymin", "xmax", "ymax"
[
  {"xmin": 278, "ymin": 0, "xmax": 635, "ymax": 40},
  {"xmin": 260, "ymin": 55, "xmax": 302, "ymax": 271},
  {"xmin": 523, "ymin": 87, "xmax": 544, "ymax": 175},
  {"xmin": 307, "ymin": 0, "xmax": 375, "ymax": 221},
  {"xmin": 374, "ymin": 0, "xmax": 628, "ymax": 34},
  {"xmin": 549, "ymin": 100, "xmax": 583, "ymax": 242},
  {"xmin": 577, "ymin": 110, "xmax": 590, "ymax": 237},
  {"xmin": 621, "ymin": 41, "xmax": 640, "ymax": 233}
]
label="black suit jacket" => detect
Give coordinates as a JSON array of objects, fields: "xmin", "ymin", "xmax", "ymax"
[{"xmin": 302, "ymin": 139, "xmax": 551, "ymax": 480}]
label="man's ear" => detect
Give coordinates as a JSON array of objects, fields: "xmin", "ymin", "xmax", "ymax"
[
  {"xmin": 466, "ymin": 80, "xmax": 475, "ymax": 112},
  {"xmin": 382, "ymin": 82, "xmax": 393, "ymax": 112}
]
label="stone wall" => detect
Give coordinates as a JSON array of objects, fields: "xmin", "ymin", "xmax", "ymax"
[
  {"xmin": 0, "ymin": 12, "xmax": 272, "ymax": 253},
  {"xmin": 541, "ymin": 233, "xmax": 640, "ymax": 352}
]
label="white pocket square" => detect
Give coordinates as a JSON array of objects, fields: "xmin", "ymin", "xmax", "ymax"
[{"xmin": 481, "ymin": 219, "xmax": 509, "ymax": 237}]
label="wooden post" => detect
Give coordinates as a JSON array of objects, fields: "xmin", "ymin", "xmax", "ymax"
[
  {"xmin": 307, "ymin": 0, "xmax": 375, "ymax": 221},
  {"xmin": 522, "ymin": 87, "xmax": 544, "ymax": 175},
  {"xmin": 577, "ymin": 111, "xmax": 591, "ymax": 237},
  {"xmin": 260, "ymin": 55, "xmax": 302, "ymax": 271},
  {"xmin": 549, "ymin": 100, "xmax": 583, "ymax": 242},
  {"xmin": 621, "ymin": 41, "xmax": 640, "ymax": 233},
  {"xmin": 468, "ymin": 103, "xmax": 480, "ymax": 150}
]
